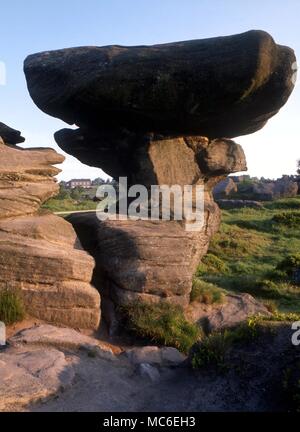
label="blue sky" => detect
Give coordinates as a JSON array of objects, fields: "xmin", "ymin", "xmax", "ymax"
[{"xmin": 0, "ymin": 0, "xmax": 299, "ymax": 180}]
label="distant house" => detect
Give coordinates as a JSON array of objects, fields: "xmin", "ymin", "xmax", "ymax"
[{"xmin": 66, "ymin": 179, "xmax": 92, "ymax": 189}]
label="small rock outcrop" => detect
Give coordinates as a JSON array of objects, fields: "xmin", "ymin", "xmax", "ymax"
[
  {"xmin": 186, "ymin": 293, "xmax": 271, "ymax": 332},
  {"xmin": 0, "ymin": 129, "xmax": 100, "ymax": 329},
  {"xmin": 253, "ymin": 178, "xmax": 299, "ymax": 200},
  {"xmin": 23, "ymin": 30, "xmax": 296, "ymax": 332},
  {"xmin": 213, "ymin": 178, "xmax": 238, "ymax": 199},
  {"xmin": 0, "ymin": 122, "xmax": 25, "ymax": 145},
  {"xmin": 0, "ymin": 324, "xmax": 115, "ymax": 411},
  {"xmin": 0, "ymin": 347, "xmax": 74, "ymax": 411},
  {"xmin": 214, "ymin": 175, "xmax": 299, "ymax": 202}
]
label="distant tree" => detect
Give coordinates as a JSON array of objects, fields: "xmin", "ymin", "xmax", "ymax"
[
  {"xmin": 70, "ymin": 187, "xmax": 83, "ymax": 200},
  {"xmin": 56, "ymin": 184, "xmax": 70, "ymax": 200},
  {"xmin": 92, "ymin": 177, "xmax": 105, "ymax": 186},
  {"xmin": 297, "ymin": 159, "xmax": 300, "ymax": 176}
]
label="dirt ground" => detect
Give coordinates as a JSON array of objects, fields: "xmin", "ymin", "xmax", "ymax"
[{"xmin": 23, "ymin": 323, "xmax": 299, "ymax": 412}]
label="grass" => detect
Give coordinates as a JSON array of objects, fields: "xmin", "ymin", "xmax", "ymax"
[
  {"xmin": 198, "ymin": 196, "xmax": 300, "ymax": 313},
  {"xmin": 120, "ymin": 301, "xmax": 202, "ymax": 353},
  {"xmin": 196, "ymin": 253, "xmax": 229, "ymax": 275},
  {"xmin": 0, "ymin": 289, "xmax": 25, "ymax": 325},
  {"xmin": 190, "ymin": 278, "xmax": 224, "ymax": 304},
  {"xmin": 191, "ymin": 316, "xmax": 263, "ymax": 370},
  {"xmin": 42, "ymin": 197, "xmax": 97, "ymax": 212},
  {"xmin": 272, "ymin": 212, "xmax": 300, "ymax": 228},
  {"xmin": 265, "ymin": 197, "xmax": 300, "ymax": 210},
  {"xmin": 275, "ymin": 253, "xmax": 300, "ymax": 280}
]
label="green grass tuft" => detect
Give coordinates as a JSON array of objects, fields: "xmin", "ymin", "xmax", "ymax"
[
  {"xmin": 197, "ymin": 198, "xmax": 300, "ymax": 312},
  {"xmin": 272, "ymin": 212, "xmax": 300, "ymax": 228},
  {"xmin": 0, "ymin": 289, "xmax": 25, "ymax": 325},
  {"xmin": 190, "ymin": 278, "xmax": 224, "ymax": 304},
  {"xmin": 42, "ymin": 197, "xmax": 97, "ymax": 212},
  {"xmin": 120, "ymin": 301, "xmax": 202, "ymax": 353},
  {"xmin": 196, "ymin": 253, "xmax": 229, "ymax": 275},
  {"xmin": 191, "ymin": 317, "xmax": 263, "ymax": 370}
]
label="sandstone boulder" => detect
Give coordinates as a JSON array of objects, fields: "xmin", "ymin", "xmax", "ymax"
[
  {"xmin": 0, "ymin": 122, "xmax": 25, "ymax": 145},
  {"xmin": 68, "ymin": 210, "xmax": 220, "ymax": 324},
  {"xmin": 0, "ymin": 138, "xmax": 63, "ymax": 218},
  {"xmin": 186, "ymin": 293, "xmax": 272, "ymax": 332},
  {"xmin": 23, "ymin": 31, "xmax": 296, "ymax": 333},
  {"xmin": 0, "ymin": 134, "xmax": 101, "ymax": 329},
  {"xmin": 10, "ymin": 324, "xmax": 115, "ymax": 359},
  {"xmin": 0, "ymin": 347, "xmax": 74, "ymax": 411},
  {"xmin": 253, "ymin": 179, "xmax": 298, "ymax": 201},
  {"xmin": 213, "ymin": 178, "xmax": 238, "ymax": 199},
  {"xmin": 125, "ymin": 346, "xmax": 186, "ymax": 366},
  {"xmin": 24, "ymin": 30, "xmax": 295, "ymax": 138}
]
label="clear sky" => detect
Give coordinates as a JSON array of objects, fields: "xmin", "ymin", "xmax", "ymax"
[{"xmin": 0, "ymin": 0, "xmax": 299, "ymax": 180}]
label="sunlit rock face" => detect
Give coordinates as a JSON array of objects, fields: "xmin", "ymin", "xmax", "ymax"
[
  {"xmin": 0, "ymin": 130, "xmax": 100, "ymax": 329},
  {"xmin": 24, "ymin": 30, "xmax": 296, "ymax": 333}
]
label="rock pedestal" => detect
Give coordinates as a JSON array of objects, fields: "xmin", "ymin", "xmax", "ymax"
[
  {"xmin": 23, "ymin": 30, "xmax": 296, "ymax": 332},
  {"xmin": 0, "ymin": 130, "xmax": 100, "ymax": 329},
  {"xmin": 65, "ymin": 134, "xmax": 246, "ymax": 331}
]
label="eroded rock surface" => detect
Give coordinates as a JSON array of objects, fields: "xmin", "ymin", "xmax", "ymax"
[
  {"xmin": 0, "ymin": 122, "xmax": 25, "ymax": 145},
  {"xmin": 23, "ymin": 30, "xmax": 296, "ymax": 331},
  {"xmin": 10, "ymin": 324, "xmax": 115, "ymax": 359},
  {"xmin": 0, "ymin": 347, "xmax": 74, "ymax": 411},
  {"xmin": 0, "ymin": 134, "xmax": 100, "ymax": 329},
  {"xmin": 24, "ymin": 30, "xmax": 295, "ymax": 138},
  {"xmin": 124, "ymin": 345, "xmax": 186, "ymax": 366},
  {"xmin": 186, "ymin": 293, "xmax": 272, "ymax": 331},
  {"xmin": 68, "ymin": 213, "xmax": 220, "ymax": 314}
]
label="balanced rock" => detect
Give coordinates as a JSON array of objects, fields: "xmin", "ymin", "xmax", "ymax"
[
  {"xmin": 0, "ymin": 133, "xmax": 100, "ymax": 329},
  {"xmin": 24, "ymin": 30, "xmax": 295, "ymax": 138},
  {"xmin": 23, "ymin": 30, "xmax": 296, "ymax": 332}
]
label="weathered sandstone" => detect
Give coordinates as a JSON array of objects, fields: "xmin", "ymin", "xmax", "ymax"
[
  {"xmin": 0, "ymin": 122, "xmax": 25, "ymax": 145},
  {"xmin": 24, "ymin": 30, "xmax": 295, "ymax": 138},
  {"xmin": 23, "ymin": 30, "xmax": 296, "ymax": 332},
  {"xmin": 0, "ymin": 134, "xmax": 100, "ymax": 329}
]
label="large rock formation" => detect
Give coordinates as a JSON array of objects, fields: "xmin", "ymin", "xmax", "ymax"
[
  {"xmin": 0, "ymin": 128, "xmax": 100, "ymax": 329},
  {"xmin": 24, "ymin": 30, "xmax": 295, "ymax": 138},
  {"xmin": 24, "ymin": 30, "xmax": 296, "ymax": 332},
  {"xmin": 64, "ymin": 136, "xmax": 246, "ymax": 331}
]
